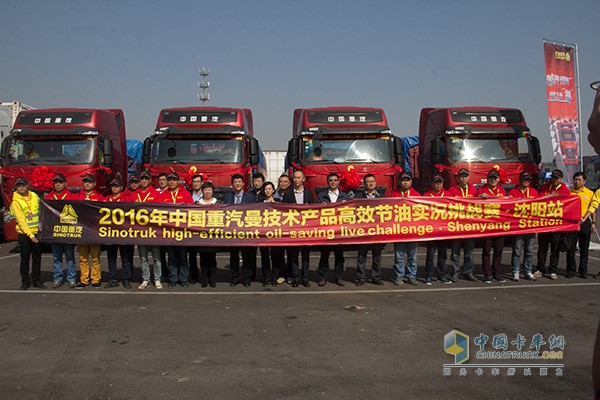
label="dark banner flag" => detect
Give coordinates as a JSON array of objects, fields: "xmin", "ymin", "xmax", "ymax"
[
  {"xmin": 39, "ymin": 196, "xmax": 580, "ymax": 247},
  {"xmin": 543, "ymin": 40, "xmax": 579, "ymax": 185}
]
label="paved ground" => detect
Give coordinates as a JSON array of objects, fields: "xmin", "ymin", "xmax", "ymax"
[{"xmin": 0, "ymin": 242, "xmax": 598, "ymax": 399}]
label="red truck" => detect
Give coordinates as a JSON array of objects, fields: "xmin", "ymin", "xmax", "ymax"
[
  {"xmin": 142, "ymin": 107, "xmax": 263, "ymax": 198},
  {"xmin": 0, "ymin": 108, "xmax": 127, "ymax": 240},
  {"xmin": 557, "ymin": 121, "xmax": 579, "ymax": 165},
  {"xmin": 413, "ymin": 107, "xmax": 542, "ymax": 192},
  {"xmin": 286, "ymin": 107, "xmax": 404, "ymax": 196}
]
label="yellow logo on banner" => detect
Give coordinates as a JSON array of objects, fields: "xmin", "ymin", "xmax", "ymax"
[
  {"xmin": 554, "ymin": 51, "xmax": 571, "ymax": 62},
  {"xmin": 59, "ymin": 204, "xmax": 79, "ymax": 225}
]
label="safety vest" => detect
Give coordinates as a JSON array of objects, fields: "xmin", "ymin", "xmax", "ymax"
[{"xmin": 11, "ymin": 191, "xmax": 40, "ymax": 235}]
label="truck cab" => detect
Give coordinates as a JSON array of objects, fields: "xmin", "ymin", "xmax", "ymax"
[
  {"xmin": 0, "ymin": 108, "xmax": 127, "ymax": 240},
  {"xmin": 416, "ymin": 107, "xmax": 542, "ymax": 192},
  {"xmin": 286, "ymin": 107, "xmax": 403, "ymax": 197},
  {"xmin": 142, "ymin": 107, "xmax": 263, "ymax": 199}
]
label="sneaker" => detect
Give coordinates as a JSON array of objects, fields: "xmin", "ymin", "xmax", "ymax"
[
  {"xmin": 286, "ymin": 278, "xmax": 293, "ymax": 285},
  {"xmin": 549, "ymin": 273, "xmax": 558, "ymax": 280},
  {"xmin": 68, "ymin": 282, "xmax": 77, "ymax": 289},
  {"xmin": 425, "ymin": 278, "xmax": 432, "ymax": 286},
  {"xmin": 122, "ymin": 280, "xmax": 132, "ymax": 289},
  {"xmin": 483, "ymin": 276, "xmax": 492, "ymax": 284},
  {"xmin": 463, "ymin": 273, "xmax": 477, "ymax": 282},
  {"xmin": 91, "ymin": 282, "xmax": 101, "ymax": 289},
  {"xmin": 32, "ymin": 282, "xmax": 46, "ymax": 289},
  {"xmin": 155, "ymin": 280, "xmax": 163, "ymax": 289},
  {"xmin": 407, "ymin": 277, "xmax": 418, "ymax": 286},
  {"xmin": 52, "ymin": 281, "xmax": 63, "ymax": 289},
  {"xmin": 75, "ymin": 282, "xmax": 88, "ymax": 290},
  {"xmin": 105, "ymin": 280, "xmax": 119, "ymax": 288},
  {"xmin": 533, "ymin": 270, "xmax": 544, "ymax": 278},
  {"xmin": 494, "ymin": 277, "xmax": 506, "ymax": 283},
  {"xmin": 20, "ymin": 282, "xmax": 30, "ymax": 290},
  {"xmin": 138, "ymin": 281, "xmax": 150, "ymax": 290},
  {"xmin": 512, "ymin": 274, "xmax": 520, "ymax": 282},
  {"xmin": 450, "ymin": 274, "xmax": 459, "ymax": 283},
  {"xmin": 276, "ymin": 277, "xmax": 286, "ymax": 285},
  {"xmin": 393, "ymin": 277, "xmax": 404, "ymax": 286},
  {"xmin": 181, "ymin": 282, "xmax": 190, "ymax": 288},
  {"xmin": 525, "ymin": 273, "xmax": 536, "ymax": 281},
  {"xmin": 439, "ymin": 277, "xmax": 452, "ymax": 285}
]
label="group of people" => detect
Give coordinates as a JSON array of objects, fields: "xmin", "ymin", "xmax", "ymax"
[{"xmin": 11, "ymin": 164, "xmax": 597, "ymax": 291}]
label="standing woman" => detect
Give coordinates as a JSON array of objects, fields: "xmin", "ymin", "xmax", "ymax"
[
  {"xmin": 260, "ymin": 182, "xmax": 278, "ymax": 286},
  {"xmin": 197, "ymin": 182, "xmax": 219, "ymax": 287}
]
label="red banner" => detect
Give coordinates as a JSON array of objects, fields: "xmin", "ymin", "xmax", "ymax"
[
  {"xmin": 39, "ymin": 196, "xmax": 580, "ymax": 247},
  {"xmin": 544, "ymin": 41, "xmax": 579, "ymax": 183}
]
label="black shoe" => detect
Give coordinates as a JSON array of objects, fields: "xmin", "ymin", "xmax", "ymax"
[
  {"xmin": 122, "ymin": 280, "xmax": 132, "ymax": 289},
  {"xmin": 301, "ymin": 281, "xmax": 310, "ymax": 288},
  {"xmin": 271, "ymin": 280, "xmax": 278, "ymax": 287},
  {"xmin": 580, "ymin": 274, "xmax": 589, "ymax": 279},
  {"xmin": 262, "ymin": 281, "xmax": 269, "ymax": 287},
  {"xmin": 565, "ymin": 273, "xmax": 574, "ymax": 279},
  {"xmin": 168, "ymin": 282, "xmax": 177, "ymax": 288},
  {"xmin": 32, "ymin": 282, "xmax": 46, "ymax": 289},
  {"xmin": 355, "ymin": 280, "xmax": 365, "ymax": 286},
  {"xmin": 104, "ymin": 280, "xmax": 119, "ymax": 288},
  {"xmin": 201, "ymin": 282, "xmax": 208, "ymax": 288},
  {"xmin": 209, "ymin": 282, "xmax": 216, "ymax": 288},
  {"xmin": 180, "ymin": 282, "xmax": 190, "ymax": 288},
  {"xmin": 371, "ymin": 279, "xmax": 384, "ymax": 286},
  {"xmin": 463, "ymin": 273, "xmax": 477, "ymax": 282},
  {"xmin": 230, "ymin": 281, "xmax": 239, "ymax": 287},
  {"xmin": 243, "ymin": 282, "xmax": 251, "ymax": 287},
  {"xmin": 292, "ymin": 282, "xmax": 299, "ymax": 288},
  {"xmin": 75, "ymin": 282, "xmax": 88, "ymax": 290},
  {"xmin": 20, "ymin": 282, "xmax": 30, "ymax": 290},
  {"xmin": 92, "ymin": 282, "xmax": 101, "ymax": 289}
]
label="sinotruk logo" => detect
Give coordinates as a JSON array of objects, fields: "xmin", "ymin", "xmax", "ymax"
[{"xmin": 444, "ymin": 330, "xmax": 469, "ymax": 364}]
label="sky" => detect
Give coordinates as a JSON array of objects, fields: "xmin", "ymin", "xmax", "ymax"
[{"xmin": 1, "ymin": 0, "xmax": 599, "ymax": 161}]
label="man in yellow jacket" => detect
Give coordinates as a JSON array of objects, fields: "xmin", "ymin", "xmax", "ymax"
[{"xmin": 10, "ymin": 176, "xmax": 44, "ymax": 290}]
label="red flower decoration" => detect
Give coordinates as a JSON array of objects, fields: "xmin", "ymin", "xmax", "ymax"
[
  {"xmin": 29, "ymin": 166, "xmax": 54, "ymax": 192},
  {"xmin": 340, "ymin": 165, "xmax": 361, "ymax": 192}
]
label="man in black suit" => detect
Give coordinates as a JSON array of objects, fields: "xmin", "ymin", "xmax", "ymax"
[
  {"xmin": 316, "ymin": 173, "xmax": 348, "ymax": 286},
  {"xmin": 283, "ymin": 170, "xmax": 315, "ymax": 287},
  {"xmin": 224, "ymin": 173, "xmax": 257, "ymax": 287}
]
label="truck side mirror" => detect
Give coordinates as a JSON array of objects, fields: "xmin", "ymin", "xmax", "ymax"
[
  {"xmin": 531, "ymin": 137, "xmax": 542, "ymax": 164},
  {"xmin": 0, "ymin": 141, "xmax": 9, "ymax": 165},
  {"xmin": 287, "ymin": 139, "xmax": 297, "ymax": 166},
  {"xmin": 431, "ymin": 138, "xmax": 442, "ymax": 165},
  {"xmin": 142, "ymin": 138, "xmax": 151, "ymax": 165},
  {"xmin": 393, "ymin": 136, "xmax": 404, "ymax": 166},
  {"xmin": 249, "ymin": 138, "xmax": 259, "ymax": 166},
  {"xmin": 103, "ymin": 138, "xmax": 113, "ymax": 165}
]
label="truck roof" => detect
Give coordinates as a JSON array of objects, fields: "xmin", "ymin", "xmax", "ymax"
[
  {"xmin": 293, "ymin": 106, "xmax": 389, "ymax": 136},
  {"xmin": 14, "ymin": 108, "xmax": 123, "ymax": 136},
  {"xmin": 156, "ymin": 106, "xmax": 253, "ymax": 136}
]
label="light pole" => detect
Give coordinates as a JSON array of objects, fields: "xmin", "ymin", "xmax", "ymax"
[{"xmin": 198, "ymin": 67, "xmax": 210, "ymax": 104}]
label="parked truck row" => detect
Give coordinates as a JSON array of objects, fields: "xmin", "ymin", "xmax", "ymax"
[{"xmin": 0, "ymin": 104, "xmax": 543, "ymax": 241}]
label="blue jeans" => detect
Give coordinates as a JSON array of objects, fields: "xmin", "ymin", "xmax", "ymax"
[
  {"xmin": 51, "ymin": 243, "xmax": 76, "ymax": 283},
  {"xmin": 139, "ymin": 245, "xmax": 162, "ymax": 282},
  {"xmin": 511, "ymin": 234, "xmax": 535, "ymax": 275},
  {"xmin": 394, "ymin": 242, "xmax": 418, "ymax": 279}
]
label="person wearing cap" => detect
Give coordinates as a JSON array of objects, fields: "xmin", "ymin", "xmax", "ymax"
[
  {"xmin": 134, "ymin": 170, "xmax": 163, "ymax": 290},
  {"xmin": 74, "ymin": 174, "xmax": 104, "ymax": 289},
  {"xmin": 225, "ymin": 173, "xmax": 258, "ymax": 287},
  {"xmin": 448, "ymin": 168, "xmax": 478, "ymax": 282},
  {"xmin": 104, "ymin": 180, "xmax": 134, "ymax": 289},
  {"xmin": 355, "ymin": 174, "xmax": 386, "ymax": 286},
  {"xmin": 161, "ymin": 172, "xmax": 194, "ymax": 288},
  {"xmin": 565, "ymin": 171, "xmax": 593, "ymax": 279},
  {"xmin": 534, "ymin": 169, "xmax": 570, "ymax": 280},
  {"xmin": 10, "ymin": 177, "xmax": 44, "ymax": 290},
  {"xmin": 45, "ymin": 174, "xmax": 76, "ymax": 289},
  {"xmin": 188, "ymin": 173, "xmax": 204, "ymax": 284},
  {"xmin": 126, "ymin": 175, "xmax": 140, "ymax": 197},
  {"xmin": 391, "ymin": 171, "xmax": 421, "ymax": 285},
  {"xmin": 508, "ymin": 171, "xmax": 540, "ymax": 281},
  {"xmin": 476, "ymin": 169, "xmax": 508, "ymax": 284},
  {"xmin": 423, "ymin": 173, "xmax": 451, "ymax": 285}
]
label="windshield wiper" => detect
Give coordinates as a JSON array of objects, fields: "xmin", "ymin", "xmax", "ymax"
[
  {"xmin": 345, "ymin": 158, "xmax": 378, "ymax": 163},
  {"xmin": 310, "ymin": 159, "xmax": 340, "ymax": 164},
  {"xmin": 197, "ymin": 158, "xmax": 227, "ymax": 164}
]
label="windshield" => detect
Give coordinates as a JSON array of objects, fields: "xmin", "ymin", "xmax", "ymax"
[
  {"xmin": 152, "ymin": 138, "xmax": 243, "ymax": 164},
  {"xmin": 448, "ymin": 136, "xmax": 535, "ymax": 163},
  {"xmin": 6, "ymin": 137, "xmax": 94, "ymax": 165},
  {"xmin": 302, "ymin": 137, "xmax": 393, "ymax": 164}
]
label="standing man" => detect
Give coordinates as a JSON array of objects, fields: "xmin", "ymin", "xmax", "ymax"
[
  {"xmin": 224, "ymin": 173, "xmax": 257, "ymax": 287},
  {"xmin": 423, "ymin": 173, "xmax": 452, "ymax": 285},
  {"xmin": 45, "ymin": 173, "xmax": 77, "ymax": 289},
  {"xmin": 316, "ymin": 173, "xmax": 348, "ymax": 286},
  {"xmin": 283, "ymin": 170, "xmax": 315, "ymax": 287},
  {"xmin": 448, "ymin": 168, "xmax": 478, "ymax": 282},
  {"xmin": 355, "ymin": 174, "xmax": 386, "ymax": 286},
  {"xmin": 476, "ymin": 169, "xmax": 507, "ymax": 284},
  {"xmin": 566, "ymin": 172, "xmax": 593, "ymax": 279},
  {"xmin": 508, "ymin": 171, "xmax": 539, "ymax": 281},
  {"xmin": 135, "ymin": 171, "xmax": 163, "ymax": 290},
  {"xmin": 273, "ymin": 174, "xmax": 292, "ymax": 284},
  {"xmin": 534, "ymin": 169, "xmax": 571, "ymax": 280},
  {"xmin": 391, "ymin": 171, "xmax": 421, "ymax": 285},
  {"xmin": 11, "ymin": 177, "xmax": 44, "ymax": 290},
  {"xmin": 104, "ymin": 179, "xmax": 134, "ymax": 289},
  {"xmin": 74, "ymin": 174, "xmax": 104, "ymax": 289},
  {"xmin": 188, "ymin": 173, "xmax": 204, "ymax": 284},
  {"xmin": 161, "ymin": 172, "xmax": 194, "ymax": 287}
]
